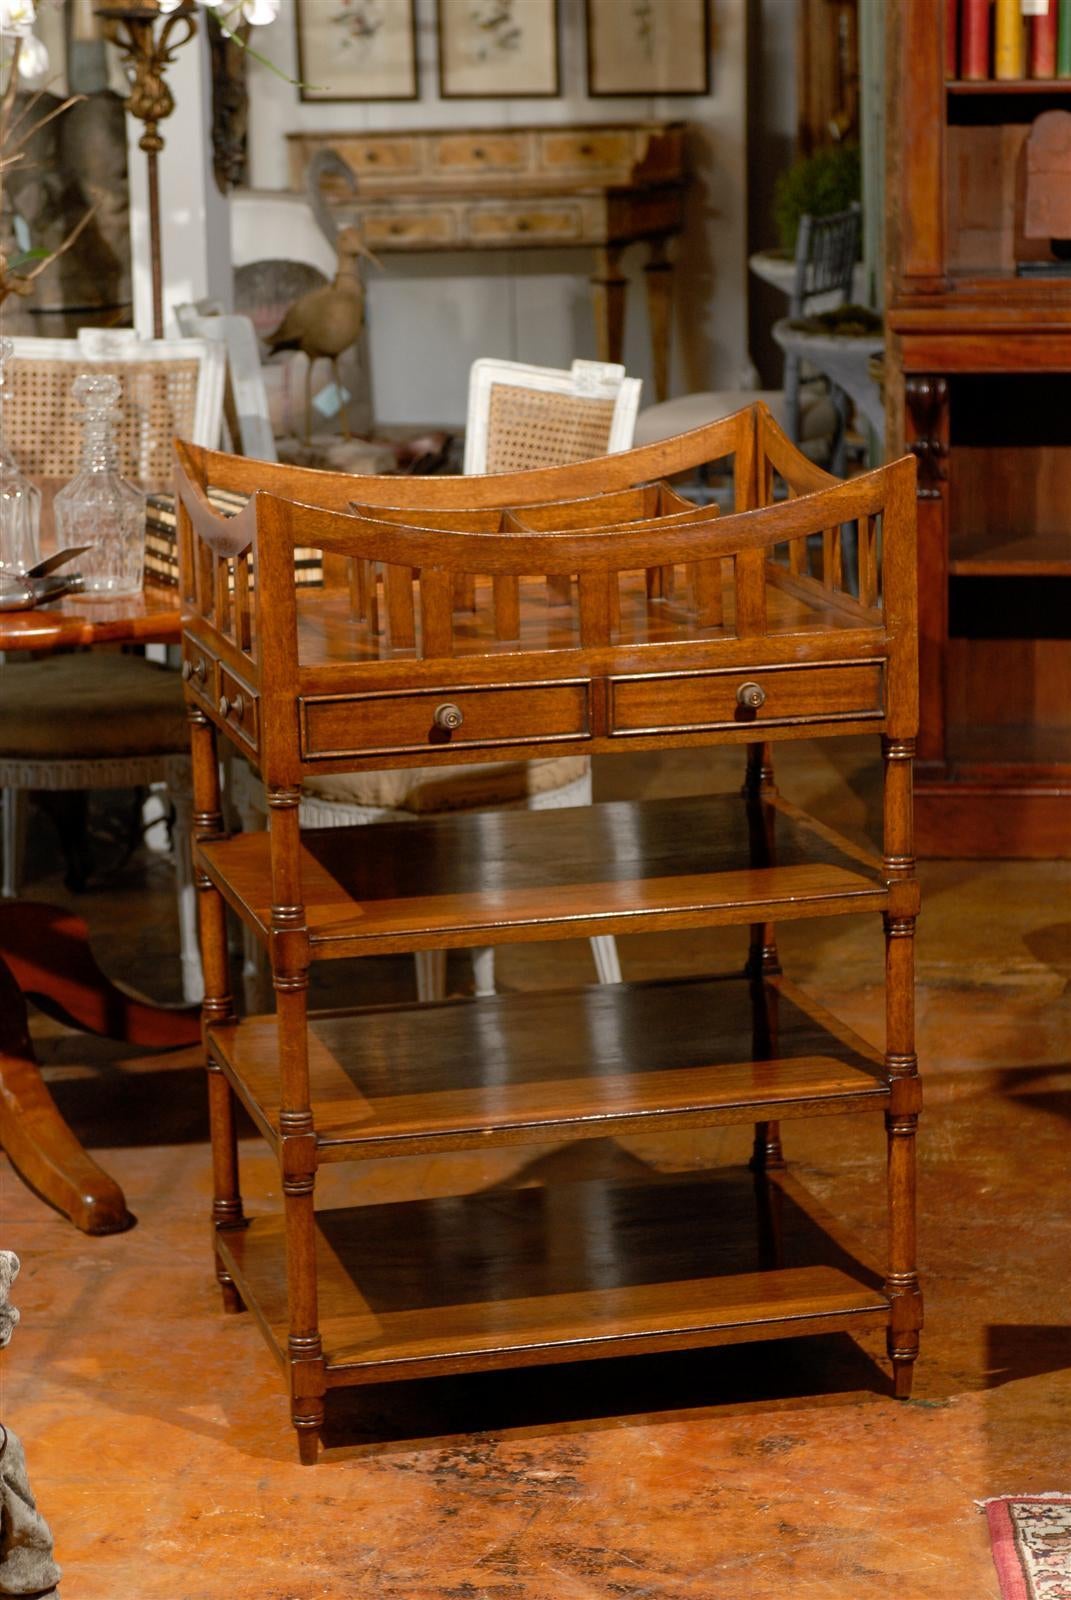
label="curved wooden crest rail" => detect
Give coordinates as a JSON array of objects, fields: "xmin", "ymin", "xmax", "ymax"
[{"xmin": 175, "ymin": 403, "xmax": 921, "ymax": 1463}]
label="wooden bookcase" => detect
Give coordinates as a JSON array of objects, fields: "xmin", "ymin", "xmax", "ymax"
[
  {"xmin": 885, "ymin": 0, "xmax": 1071, "ymax": 857},
  {"xmin": 176, "ymin": 405, "xmax": 921, "ymax": 1462}
]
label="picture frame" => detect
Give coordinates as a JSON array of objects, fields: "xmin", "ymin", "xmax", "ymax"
[
  {"xmin": 437, "ymin": 0, "xmax": 561, "ymax": 100},
  {"xmin": 585, "ymin": 0, "xmax": 711, "ymax": 97},
  {"xmin": 295, "ymin": 0, "xmax": 419, "ymax": 103}
]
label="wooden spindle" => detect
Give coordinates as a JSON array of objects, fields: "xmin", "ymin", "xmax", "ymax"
[
  {"xmin": 859, "ymin": 513, "xmax": 879, "ymax": 607},
  {"xmin": 492, "ymin": 575, "xmax": 521, "ymax": 641},
  {"xmin": 692, "ymin": 558, "xmax": 723, "ymax": 627},
  {"xmin": 421, "ymin": 567, "xmax": 456, "ymax": 657},
  {"xmin": 734, "ymin": 547, "xmax": 768, "ymax": 637},
  {"xmin": 234, "ymin": 553, "xmax": 252, "ymax": 653},
  {"xmin": 384, "ymin": 564, "xmax": 416, "ymax": 648},
  {"xmin": 578, "ymin": 570, "xmax": 613, "ymax": 645},
  {"xmin": 822, "ymin": 526, "xmax": 843, "ymax": 591}
]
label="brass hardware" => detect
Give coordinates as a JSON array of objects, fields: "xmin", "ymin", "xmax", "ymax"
[
  {"xmin": 182, "ymin": 657, "xmax": 205, "ymax": 683},
  {"xmin": 219, "ymin": 692, "xmax": 244, "ymax": 721},
  {"xmin": 737, "ymin": 681, "xmax": 766, "ymax": 710},
  {"xmin": 433, "ymin": 702, "xmax": 463, "ymax": 731},
  {"xmin": 473, "ymin": 146, "xmax": 486, "ymax": 159},
  {"xmin": 516, "ymin": 218, "xmax": 531, "ymax": 231}
]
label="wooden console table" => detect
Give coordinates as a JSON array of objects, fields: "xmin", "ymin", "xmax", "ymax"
[
  {"xmin": 176, "ymin": 402, "xmax": 921, "ymax": 1461},
  {"xmin": 287, "ymin": 122, "xmax": 687, "ymax": 401}
]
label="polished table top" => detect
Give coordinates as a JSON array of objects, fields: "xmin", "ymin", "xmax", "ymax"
[{"xmin": 2, "ymin": 479, "xmax": 183, "ymax": 653}]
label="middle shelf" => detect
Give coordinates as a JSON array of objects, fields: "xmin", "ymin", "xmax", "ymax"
[
  {"xmin": 208, "ymin": 972, "xmax": 889, "ymax": 1162},
  {"xmin": 195, "ymin": 790, "xmax": 888, "ymax": 960}
]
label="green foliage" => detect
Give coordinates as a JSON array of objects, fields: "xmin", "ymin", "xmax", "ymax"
[{"xmin": 772, "ymin": 144, "xmax": 862, "ymax": 254}]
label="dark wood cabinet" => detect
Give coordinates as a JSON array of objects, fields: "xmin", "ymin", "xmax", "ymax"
[{"xmin": 885, "ymin": 0, "xmax": 1071, "ymax": 857}]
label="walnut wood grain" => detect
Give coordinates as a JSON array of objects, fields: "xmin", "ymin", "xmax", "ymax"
[
  {"xmin": 208, "ymin": 973, "xmax": 888, "ymax": 1162},
  {"xmin": 195, "ymin": 792, "xmax": 888, "ymax": 960},
  {"xmin": 217, "ymin": 1167, "xmax": 890, "ymax": 1385}
]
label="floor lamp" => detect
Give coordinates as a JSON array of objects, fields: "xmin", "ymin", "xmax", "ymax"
[{"xmin": 95, "ymin": 2, "xmax": 199, "ymax": 339}]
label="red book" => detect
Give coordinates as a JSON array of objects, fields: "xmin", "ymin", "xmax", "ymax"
[
  {"xmin": 1030, "ymin": 3, "xmax": 1058, "ymax": 75},
  {"xmin": 961, "ymin": 0, "xmax": 992, "ymax": 78},
  {"xmin": 947, "ymin": 0, "xmax": 959, "ymax": 76}
]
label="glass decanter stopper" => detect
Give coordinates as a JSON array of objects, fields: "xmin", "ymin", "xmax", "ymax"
[
  {"xmin": 54, "ymin": 372, "xmax": 146, "ymax": 598},
  {"xmin": 0, "ymin": 337, "xmax": 42, "ymax": 576}
]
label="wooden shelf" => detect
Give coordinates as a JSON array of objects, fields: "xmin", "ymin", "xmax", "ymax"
[
  {"xmin": 948, "ymin": 531, "xmax": 1071, "ymax": 577},
  {"xmin": 195, "ymin": 793, "xmax": 887, "ymax": 961},
  {"xmin": 209, "ymin": 973, "xmax": 888, "ymax": 1162},
  {"xmin": 217, "ymin": 1168, "xmax": 890, "ymax": 1385},
  {"xmin": 947, "ymin": 79, "xmax": 1071, "ymax": 93}
]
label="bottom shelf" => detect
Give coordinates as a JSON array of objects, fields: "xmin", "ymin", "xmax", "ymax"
[{"xmin": 218, "ymin": 1168, "xmax": 890, "ymax": 1387}]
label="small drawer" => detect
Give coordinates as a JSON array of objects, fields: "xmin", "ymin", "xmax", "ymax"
[
  {"xmin": 363, "ymin": 206, "xmax": 456, "ymax": 248},
  {"xmin": 301, "ymin": 681, "xmax": 590, "ymax": 761},
  {"xmin": 538, "ymin": 130, "xmax": 634, "ymax": 175},
  {"xmin": 217, "ymin": 665, "xmax": 258, "ymax": 753},
  {"xmin": 431, "ymin": 133, "xmax": 528, "ymax": 174},
  {"xmin": 610, "ymin": 663, "xmax": 884, "ymax": 737},
  {"xmin": 464, "ymin": 202, "xmax": 585, "ymax": 245},
  {"xmin": 337, "ymin": 137, "xmax": 421, "ymax": 179},
  {"xmin": 181, "ymin": 640, "xmax": 215, "ymax": 706}
]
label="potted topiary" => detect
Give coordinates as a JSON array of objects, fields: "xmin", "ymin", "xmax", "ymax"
[{"xmin": 749, "ymin": 142, "xmax": 862, "ymax": 297}]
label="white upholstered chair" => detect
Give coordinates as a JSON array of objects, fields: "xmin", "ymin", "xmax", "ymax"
[
  {"xmin": 174, "ymin": 304, "xmax": 277, "ymax": 464},
  {"xmin": 239, "ymin": 357, "xmax": 639, "ymax": 1005},
  {"xmin": 0, "ymin": 329, "xmax": 225, "ymax": 1002}
]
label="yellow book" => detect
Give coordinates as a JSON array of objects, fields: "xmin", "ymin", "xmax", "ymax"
[{"xmin": 995, "ymin": 0, "xmax": 1026, "ymax": 75}]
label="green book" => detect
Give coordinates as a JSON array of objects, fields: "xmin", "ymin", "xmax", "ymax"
[{"xmin": 1059, "ymin": 0, "xmax": 1071, "ymax": 76}]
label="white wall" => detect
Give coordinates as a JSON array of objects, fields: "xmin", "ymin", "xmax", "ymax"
[{"xmin": 244, "ymin": 0, "xmax": 748, "ymax": 426}]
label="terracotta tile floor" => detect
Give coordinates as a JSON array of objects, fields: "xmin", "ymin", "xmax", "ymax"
[{"xmin": 4, "ymin": 739, "xmax": 1069, "ymax": 1599}]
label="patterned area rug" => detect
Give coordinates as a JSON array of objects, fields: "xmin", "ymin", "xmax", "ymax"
[{"xmin": 980, "ymin": 1495, "xmax": 1071, "ymax": 1599}]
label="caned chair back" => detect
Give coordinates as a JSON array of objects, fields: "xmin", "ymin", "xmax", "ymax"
[
  {"xmin": 463, "ymin": 358, "xmax": 642, "ymax": 476},
  {"xmin": 4, "ymin": 329, "xmax": 225, "ymax": 490}
]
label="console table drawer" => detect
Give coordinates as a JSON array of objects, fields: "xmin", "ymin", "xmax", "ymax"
[
  {"xmin": 464, "ymin": 201, "xmax": 586, "ymax": 244},
  {"xmin": 301, "ymin": 681, "xmax": 591, "ymax": 760},
  {"xmin": 539, "ymin": 129, "xmax": 636, "ymax": 174},
  {"xmin": 610, "ymin": 663, "xmax": 884, "ymax": 736},
  {"xmin": 431, "ymin": 132, "xmax": 529, "ymax": 175},
  {"xmin": 363, "ymin": 206, "xmax": 457, "ymax": 248}
]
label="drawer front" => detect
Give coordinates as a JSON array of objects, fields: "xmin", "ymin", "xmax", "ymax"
[
  {"xmin": 217, "ymin": 664, "xmax": 259, "ymax": 753},
  {"xmin": 464, "ymin": 201, "xmax": 585, "ymax": 245},
  {"xmin": 181, "ymin": 638, "xmax": 217, "ymax": 711},
  {"xmin": 610, "ymin": 663, "xmax": 884, "ymax": 737},
  {"xmin": 332, "ymin": 137, "xmax": 422, "ymax": 180},
  {"xmin": 538, "ymin": 129, "xmax": 635, "ymax": 175},
  {"xmin": 430, "ymin": 132, "xmax": 529, "ymax": 175},
  {"xmin": 301, "ymin": 681, "xmax": 590, "ymax": 761},
  {"xmin": 362, "ymin": 206, "xmax": 456, "ymax": 248}
]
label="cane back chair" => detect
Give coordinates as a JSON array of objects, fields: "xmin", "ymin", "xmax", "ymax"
[{"xmin": 0, "ymin": 331, "xmax": 225, "ymax": 1003}]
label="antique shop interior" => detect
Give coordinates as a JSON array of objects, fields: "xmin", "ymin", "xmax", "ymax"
[{"xmin": 0, "ymin": 1, "xmax": 1068, "ymax": 1596}]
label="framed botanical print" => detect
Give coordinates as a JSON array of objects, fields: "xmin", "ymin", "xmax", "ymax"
[
  {"xmin": 296, "ymin": 0, "xmax": 419, "ymax": 102},
  {"xmin": 585, "ymin": 0, "xmax": 711, "ymax": 97},
  {"xmin": 437, "ymin": 0, "xmax": 560, "ymax": 99}
]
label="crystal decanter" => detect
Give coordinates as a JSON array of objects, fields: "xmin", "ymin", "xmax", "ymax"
[
  {"xmin": 0, "ymin": 338, "xmax": 42, "ymax": 577},
  {"xmin": 54, "ymin": 372, "xmax": 146, "ymax": 597}
]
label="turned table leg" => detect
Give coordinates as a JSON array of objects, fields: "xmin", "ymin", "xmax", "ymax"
[
  {"xmin": 0, "ymin": 902, "xmax": 200, "ymax": 1234},
  {"xmin": 644, "ymin": 237, "xmax": 674, "ymax": 402},
  {"xmin": 591, "ymin": 244, "xmax": 628, "ymax": 366}
]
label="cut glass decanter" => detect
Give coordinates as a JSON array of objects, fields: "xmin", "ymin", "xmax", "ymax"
[
  {"xmin": 54, "ymin": 372, "xmax": 146, "ymax": 598},
  {"xmin": 0, "ymin": 338, "xmax": 42, "ymax": 577}
]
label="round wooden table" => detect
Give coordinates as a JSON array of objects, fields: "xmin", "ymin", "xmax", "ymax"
[{"xmin": 0, "ymin": 559, "xmax": 198, "ymax": 1234}]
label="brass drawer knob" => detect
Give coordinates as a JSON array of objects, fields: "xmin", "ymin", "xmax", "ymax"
[
  {"xmin": 219, "ymin": 692, "xmax": 244, "ymax": 721},
  {"xmin": 737, "ymin": 681, "xmax": 766, "ymax": 710},
  {"xmin": 434, "ymin": 702, "xmax": 463, "ymax": 731},
  {"xmin": 181, "ymin": 657, "xmax": 205, "ymax": 683}
]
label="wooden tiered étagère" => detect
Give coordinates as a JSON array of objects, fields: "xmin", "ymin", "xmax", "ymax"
[{"xmin": 176, "ymin": 402, "xmax": 920, "ymax": 1462}]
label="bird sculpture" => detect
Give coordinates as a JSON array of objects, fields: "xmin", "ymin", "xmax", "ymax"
[{"xmin": 264, "ymin": 150, "xmax": 378, "ymax": 442}]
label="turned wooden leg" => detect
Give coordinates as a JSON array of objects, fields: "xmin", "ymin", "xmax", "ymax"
[
  {"xmin": 268, "ymin": 787, "xmax": 325, "ymax": 1463},
  {"xmin": 591, "ymin": 244, "xmax": 628, "ymax": 366},
  {"xmin": 190, "ymin": 707, "xmax": 247, "ymax": 1309},
  {"xmin": 882, "ymin": 735, "xmax": 923, "ymax": 1396},
  {"xmin": 643, "ymin": 237, "xmax": 674, "ymax": 402}
]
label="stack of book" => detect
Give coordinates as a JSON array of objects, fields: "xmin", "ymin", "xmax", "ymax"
[
  {"xmin": 948, "ymin": 0, "xmax": 1071, "ymax": 78},
  {"xmin": 145, "ymin": 489, "xmax": 324, "ymax": 589}
]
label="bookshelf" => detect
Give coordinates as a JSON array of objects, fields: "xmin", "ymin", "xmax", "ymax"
[{"xmin": 886, "ymin": 0, "xmax": 1071, "ymax": 857}]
